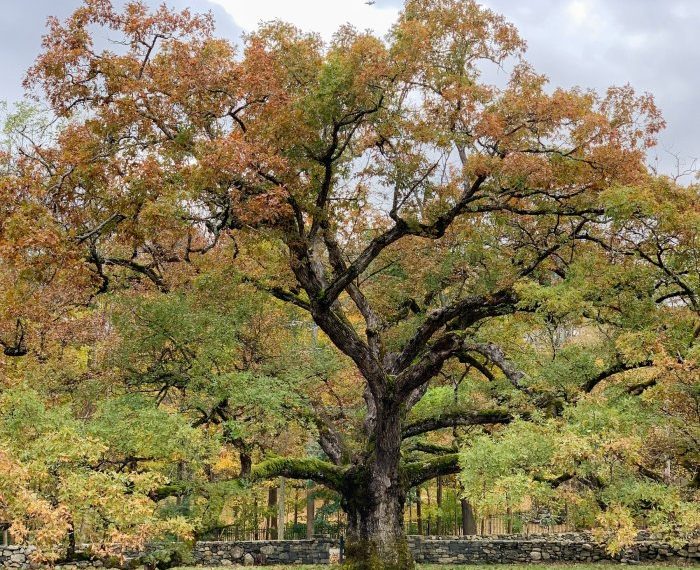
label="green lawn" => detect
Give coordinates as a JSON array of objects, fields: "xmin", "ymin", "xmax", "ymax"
[{"xmin": 174, "ymin": 565, "xmax": 690, "ymax": 570}]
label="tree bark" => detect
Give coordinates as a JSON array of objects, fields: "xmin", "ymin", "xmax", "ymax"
[
  {"xmin": 306, "ymin": 486, "xmax": 315, "ymax": 539},
  {"xmin": 343, "ymin": 405, "xmax": 412, "ymax": 570},
  {"xmin": 267, "ymin": 487, "xmax": 278, "ymax": 540},
  {"xmin": 416, "ymin": 487, "xmax": 423, "ymax": 535},
  {"xmin": 344, "ymin": 481, "xmax": 411, "ymax": 570},
  {"xmin": 461, "ymin": 499, "xmax": 477, "ymax": 535},
  {"xmin": 278, "ymin": 477, "xmax": 286, "ymax": 540}
]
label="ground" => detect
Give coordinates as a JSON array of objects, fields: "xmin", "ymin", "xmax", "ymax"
[{"xmin": 175, "ymin": 563, "xmax": 689, "ymax": 570}]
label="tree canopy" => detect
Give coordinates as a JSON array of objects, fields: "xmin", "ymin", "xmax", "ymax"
[{"xmin": 0, "ymin": 0, "xmax": 698, "ymax": 567}]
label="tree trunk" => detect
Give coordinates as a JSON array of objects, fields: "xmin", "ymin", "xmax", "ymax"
[
  {"xmin": 306, "ymin": 485, "xmax": 315, "ymax": 539},
  {"xmin": 278, "ymin": 477, "xmax": 286, "ymax": 540},
  {"xmin": 461, "ymin": 499, "xmax": 477, "ymax": 535},
  {"xmin": 268, "ymin": 487, "xmax": 278, "ymax": 540},
  {"xmin": 294, "ymin": 487, "xmax": 299, "ymax": 528},
  {"xmin": 66, "ymin": 515, "xmax": 76, "ymax": 560},
  {"xmin": 343, "ymin": 406, "xmax": 413, "ymax": 570},
  {"xmin": 253, "ymin": 498, "xmax": 259, "ymax": 540},
  {"xmin": 344, "ymin": 482, "xmax": 411, "ymax": 570},
  {"xmin": 426, "ymin": 486, "xmax": 432, "ymax": 535},
  {"xmin": 416, "ymin": 487, "xmax": 423, "ymax": 535},
  {"xmin": 239, "ymin": 452, "xmax": 252, "ymax": 478},
  {"xmin": 436, "ymin": 476, "xmax": 443, "ymax": 535}
]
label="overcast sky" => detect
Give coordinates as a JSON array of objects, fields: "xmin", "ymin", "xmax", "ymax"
[{"xmin": 2, "ymin": 0, "xmax": 698, "ymax": 175}]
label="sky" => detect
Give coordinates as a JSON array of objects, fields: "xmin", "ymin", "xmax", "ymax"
[{"xmin": 2, "ymin": 0, "xmax": 699, "ymax": 176}]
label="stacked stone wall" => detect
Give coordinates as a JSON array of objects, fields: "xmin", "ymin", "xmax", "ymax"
[
  {"xmin": 0, "ymin": 534, "xmax": 698, "ymax": 567},
  {"xmin": 408, "ymin": 533, "xmax": 699, "ymax": 565},
  {"xmin": 193, "ymin": 539, "xmax": 334, "ymax": 566}
]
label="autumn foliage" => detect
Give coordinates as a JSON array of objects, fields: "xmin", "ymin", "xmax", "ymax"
[{"xmin": 0, "ymin": 0, "xmax": 698, "ymax": 567}]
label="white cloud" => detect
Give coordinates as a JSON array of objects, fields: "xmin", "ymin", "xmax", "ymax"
[
  {"xmin": 566, "ymin": 0, "xmax": 590, "ymax": 24},
  {"xmin": 208, "ymin": 0, "xmax": 400, "ymax": 40},
  {"xmin": 564, "ymin": 0, "xmax": 606, "ymax": 37}
]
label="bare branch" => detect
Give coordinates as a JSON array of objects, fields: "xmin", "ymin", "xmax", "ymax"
[{"xmin": 319, "ymin": 175, "xmax": 487, "ymax": 307}]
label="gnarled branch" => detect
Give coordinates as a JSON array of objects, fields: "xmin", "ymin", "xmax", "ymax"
[
  {"xmin": 250, "ymin": 457, "xmax": 345, "ymax": 491},
  {"xmin": 392, "ymin": 289, "xmax": 516, "ymax": 374}
]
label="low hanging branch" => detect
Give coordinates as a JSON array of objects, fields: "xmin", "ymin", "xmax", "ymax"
[
  {"xmin": 402, "ymin": 441, "xmax": 457, "ymax": 456},
  {"xmin": 249, "ymin": 457, "xmax": 346, "ymax": 491}
]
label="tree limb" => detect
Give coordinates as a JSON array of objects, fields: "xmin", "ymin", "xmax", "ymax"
[
  {"xmin": 461, "ymin": 342, "xmax": 532, "ymax": 394},
  {"xmin": 250, "ymin": 457, "xmax": 345, "ymax": 491},
  {"xmin": 402, "ymin": 453, "xmax": 461, "ymax": 488},
  {"xmin": 402, "ymin": 409, "xmax": 512, "ymax": 439},
  {"xmin": 392, "ymin": 289, "xmax": 516, "ymax": 374},
  {"xmin": 402, "ymin": 441, "xmax": 457, "ymax": 455},
  {"xmin": 319, "ymin": 175, "xmax": 487, "ymax": 307},
  {"xmin": 582, "ymin": 360, "xmax": 654, "ymax": 393}
]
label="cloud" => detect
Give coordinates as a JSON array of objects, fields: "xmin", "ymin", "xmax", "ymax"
[
  {"xmin": 3, "ymin": 0, "xmax": 699, "ymax": 176},
  {"xmin": 566, "ymin": 0, "xmax": 590, "ymax": 25},
  {"xmin": 1, "ymin": 0, "xmax": 240, "ymax": 104},
  {"xmin": 207, "ymin": 0, "xmax": 399, "ymax": 40},
  {"xmin": 482, "ymin": 0, "xmax": 700, "ymax": 175}
]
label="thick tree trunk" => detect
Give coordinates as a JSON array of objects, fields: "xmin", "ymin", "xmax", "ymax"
[
  {"xmin": 343, "ymin": 406, "xmax": 413, "ymax": 570},
  {"xmin": 344, "ymin": 484, "xmax": 411, "ymax": 570}
]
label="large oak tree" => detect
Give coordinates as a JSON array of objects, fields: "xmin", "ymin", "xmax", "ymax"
[{"xmin": 4, "ymin": 0, "xmax": 699, "ymax": 568}]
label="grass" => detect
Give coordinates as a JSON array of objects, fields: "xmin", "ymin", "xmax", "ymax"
[{"xmin": 173, "ymin": 565, "xmax": 689, "ymax": 570}]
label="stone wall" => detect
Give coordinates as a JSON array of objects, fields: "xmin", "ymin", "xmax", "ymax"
[
  {"xmin": 408, "ymin": 533, "xmax": 699, "ymax": 565},
  {"xmin": 193, "ymin": 539, "xmax": 335, "ymax": 566},
  {"xmin": 1, "ymin": 534, "xmax": 698, "ymax": 568},
  {"xmin": 0, "ymin": 540, "xmax": 335, "ymax": 569},
  {"xmin": 0, "ymin": 547, "xmax": 35, "ymax": 569},
  {"xmin": 0, "ymin": 546, "xmax": 110, "ymax": 570}
]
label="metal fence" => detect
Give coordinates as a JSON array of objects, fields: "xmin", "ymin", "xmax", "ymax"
[
  {"xmin": 198, "ymin": 522, "xmax": 346, "ymax": 542},
  {"xmin": 200, "ymin": 517, "xmax": 573, "ymax": 542},
  {"xmin": 405, "ymin": 519, "xmax": 574, "ymax": 536}
]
